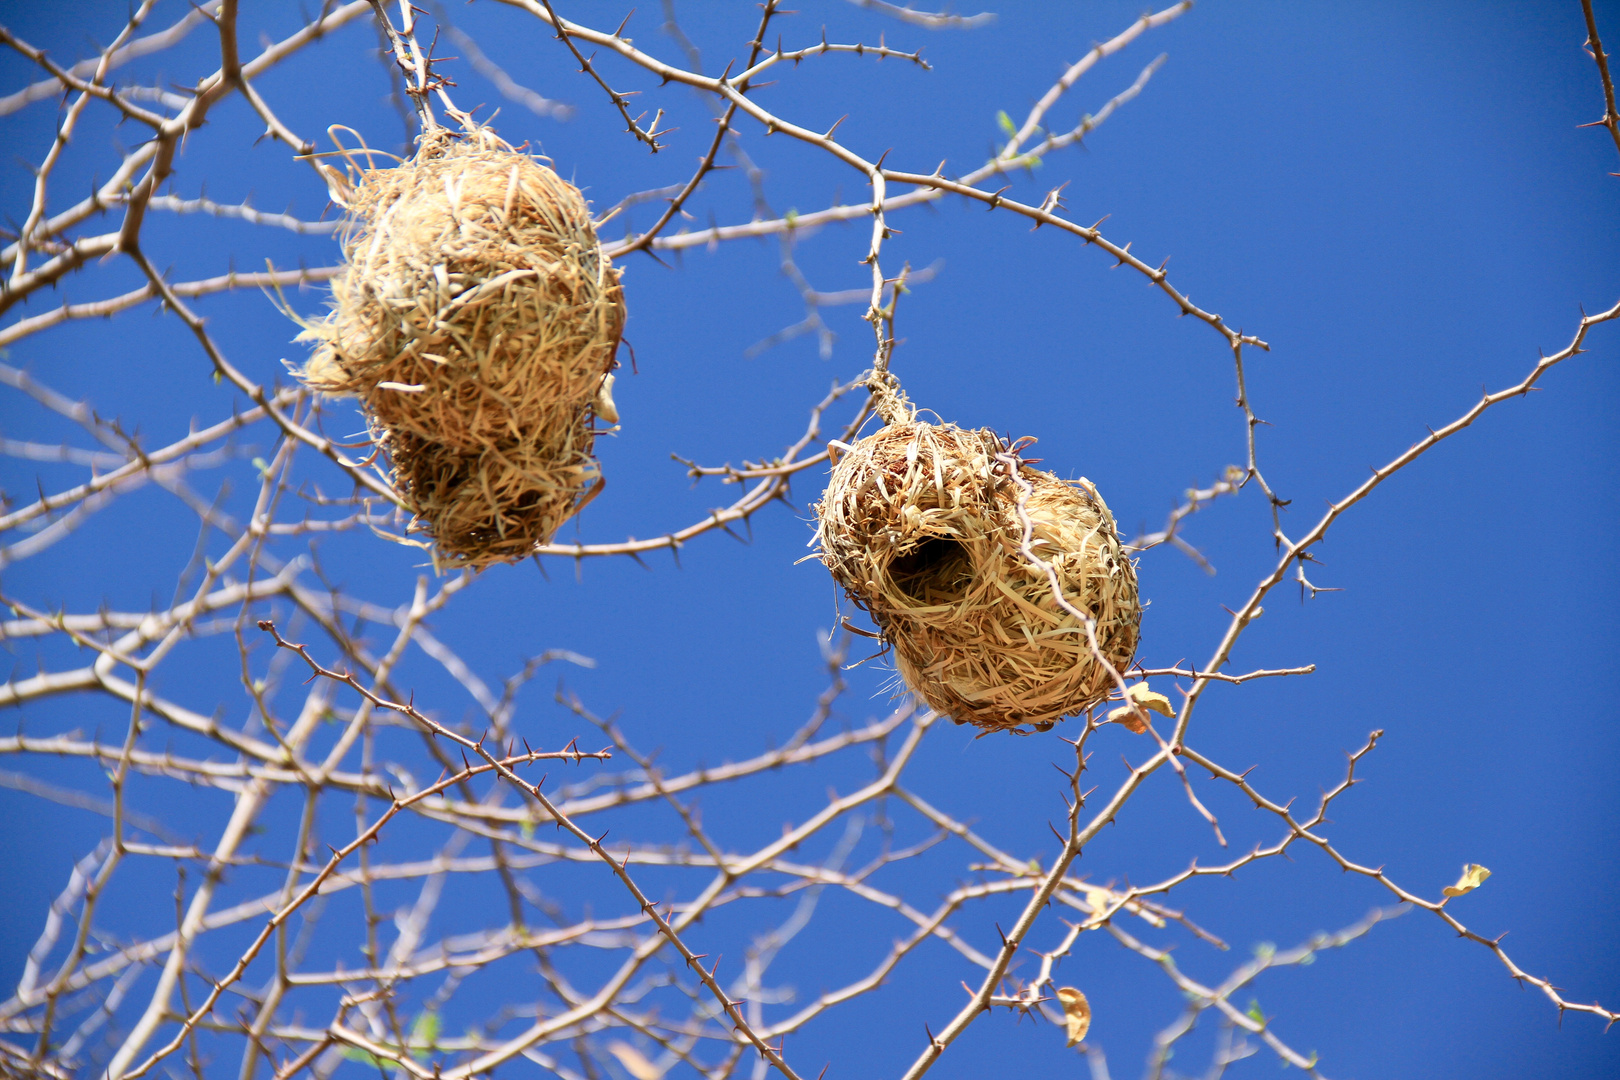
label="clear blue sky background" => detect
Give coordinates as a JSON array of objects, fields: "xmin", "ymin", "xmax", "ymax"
[{"xmin": 2, "ymin": 2, "xmax": 1617, "ymax": 1077}]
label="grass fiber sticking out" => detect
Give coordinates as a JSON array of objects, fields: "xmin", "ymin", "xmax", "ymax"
[
  {"xmin": 300, "ymin": 125, "xmax": 624, "ymax": 569},
  {"xmin": 814, "ymin": 420, "xmax": 1141, "ymax": 734}
]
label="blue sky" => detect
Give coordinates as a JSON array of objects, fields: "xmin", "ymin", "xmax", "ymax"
[{"xmin": 2, "ymin": 2, "xmax": 1617, "ymax": 1078}]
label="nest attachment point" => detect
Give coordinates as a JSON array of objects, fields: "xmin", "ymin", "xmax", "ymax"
[
  {"xmin": 299, "ymin": 125, "xmax": 624, "ymax": 569},
  {"xmin": 814, "ymin": 420, "xmax": 1141, "ymax": 733}
]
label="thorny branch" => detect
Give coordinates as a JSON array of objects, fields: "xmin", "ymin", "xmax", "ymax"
[
  {"xmin": 0, "ymin": 4, "xmax": 1615, "ymax": 1080},
  {"xmin": 1581, "ymin": 0, "xmax": 1620, "ymax": 168}
]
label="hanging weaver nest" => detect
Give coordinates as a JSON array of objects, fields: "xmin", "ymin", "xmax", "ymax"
[
  {"xmin": 813, "ymin": 416, "xmax": 1141, "ymax": 734},
  {"xmin": 297, "ymin": 125, "xmax": 624, "ymax": 569}
]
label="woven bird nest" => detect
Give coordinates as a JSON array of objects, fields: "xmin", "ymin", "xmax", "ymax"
[
  {"xmin": 299, "ymin": 125, "xmax": 624, "ymax": 569},
  {"xmin": 814, "ymin": 418, "xmax": 1141, "ymax": 733}
]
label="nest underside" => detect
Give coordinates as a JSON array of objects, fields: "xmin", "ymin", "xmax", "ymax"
[
  {"xmin": 815, "ymin": 422, "xmax": 1141, "ymax": 732},
  {"xmin": 301, "ymin": 127, "xmax": 623, "ymax": 569}
]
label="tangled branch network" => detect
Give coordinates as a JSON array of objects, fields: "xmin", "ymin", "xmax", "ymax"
[{"xmin": 1, "ymin": 3, "xmax": 1616, "ymax": 1080}]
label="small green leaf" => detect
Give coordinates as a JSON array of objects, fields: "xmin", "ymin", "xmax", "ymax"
[
  {"xmin": 341, "ymin": 1048, "xmax": 388, "ymax": 1066},
  {"xmin": 252, "ymin": 456, "xmax": 271, "ymax": 477},
  {"xmin": 212, "ymin": 370, "xmax": 222, "ymax": 384},
  {"xmin": 996, "ymin": 109, "xmax": 1016, "ymax": 136},
  {"xmin": 409, "ymin": 1010, "xmax": 440, "ymax": 1057},
  {"xmin": 784, "ymin": 208, "xmax": 799, "ymax": 228},
  {"xmin": 1246, "ymin": 998, "xmax": 1266, "ymax": 1026}
]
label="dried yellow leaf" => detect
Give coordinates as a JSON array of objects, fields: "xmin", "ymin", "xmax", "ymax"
[
  {"xmin": 1106, "ymin": 683, "xmax": 1175, "ymax": 733},
  {"xmin": 1105, "ymin": 704, "xmax": 1148, "ymax": 733},
  {"xmin": 1442, "ymin": 863, "xmax": 1491, "ymax": 898},
  {"xmin": 1056, "ymin": 987, "xmax": 1091, "ymax": 1047},
  {"xmin": 1077, "ymin": 884, "xmax": 1167, "ymax": 928},
  {"xmin": 1126, "ymin": 683, "xmax": 1175, "ymax": 717},
  {"xmin": 1080, "ymin": 884, "xmax": 1115, "ymax": 913},
  {"xmin": 607, "ymin": 1041, "xmax": 664, "ymax": 1080}
]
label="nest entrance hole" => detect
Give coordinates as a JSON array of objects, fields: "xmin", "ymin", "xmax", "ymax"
[{"xmin": 891, "ymin": 535, "xmax": 972, "ymax": 604}]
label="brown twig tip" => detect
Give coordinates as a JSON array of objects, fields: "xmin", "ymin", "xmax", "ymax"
[{"xmin": 539, "ymin": 0, "xmax": 670, "ymax": 150}]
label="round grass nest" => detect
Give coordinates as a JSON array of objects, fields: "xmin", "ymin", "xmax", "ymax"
[
  {"xmin": 813, "ymin": 419, "xmax": 1141, "ymax": 733},
  {"xmin": 299, "ymin": 125, "xmax": 624, "ymax": 569}
]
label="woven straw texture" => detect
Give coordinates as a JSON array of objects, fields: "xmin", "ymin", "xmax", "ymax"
[
  {"xmin": 300, "ymin": 126, "xmax": 624, "ymax": 569},
  {"xmin": 814, "ymin": 420, "xmax": 1141, "ymax": 733}
]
